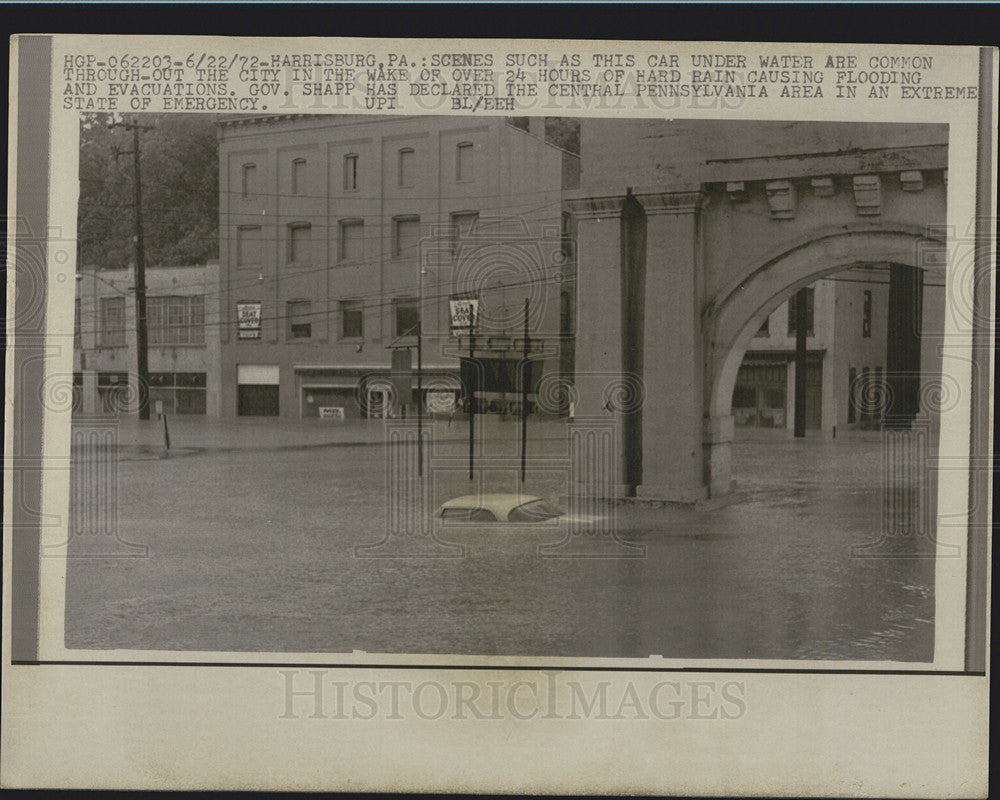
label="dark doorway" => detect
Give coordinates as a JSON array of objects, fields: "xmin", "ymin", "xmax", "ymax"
[
  {"xmin": 238, "ymin": 384, "xmax": 279, "ymax": 416},
  {"xmin": 885, "ymin": 264, "xmax": 923, "ymax": 425}
]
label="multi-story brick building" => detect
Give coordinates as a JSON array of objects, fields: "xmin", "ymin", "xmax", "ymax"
[
  {"xmin": 217, "ymin": 114, "xmax": 579, "ymax": 419},
  {"xmin": 73, "ymin": 262, "xmax": 221, "ymax": 416}
]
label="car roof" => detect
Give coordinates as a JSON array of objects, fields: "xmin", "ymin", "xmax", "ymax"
[{"xmin": 440, "ymin": 494, "xmax": 543, "ymax": 514}]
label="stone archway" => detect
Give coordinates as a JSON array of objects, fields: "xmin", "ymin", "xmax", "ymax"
[{"xmin": 702, "ymin": 225, "xmax": 946, "ymax": 496}]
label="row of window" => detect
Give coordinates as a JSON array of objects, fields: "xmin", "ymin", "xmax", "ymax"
[
  {"xmin": 755, "ymin": 288, "xmax": 874, "ymax": 339},
  {"xmin": 239, "ymin": 142, "xmax": 476, "ymax": 198},
  {"xmin": 70, "ymin": 372, "xmax": 208, "ymax": 415},
  {"xmin": 84, "ymin": 291, "xmax": 572, "ymax": 348},
  {"xmin": 235, "ymin": 211, "xmax": 483, "ymax": 267},
  {"xmin": 280, "ymin": 298, "xmax": 416, "ymax": 342},
  {"xmin": 280, "ymin": 291, "xmax": 576, "ymax": 344},
  {"xmin": 91, "ymin": 295, "xmax": 205, "ymax": 348},
  {"xmin": 756, "ymin": 288, "xmax": 816, "ymax": 338}
]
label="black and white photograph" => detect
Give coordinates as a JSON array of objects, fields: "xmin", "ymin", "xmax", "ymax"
[
  {"xmin": 64, "ymin": 113, "xmax": 951, "ymax": 662},
  {"xmin": 4, "ymin": 32, "xmax": 992, "ymax": 796}
]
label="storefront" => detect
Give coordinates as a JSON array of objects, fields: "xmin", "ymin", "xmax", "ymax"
[
  {"xmin": 237, "ymin": 364, "xmax": 280, "ymax": 417},
  {"xmin": 732, "ymin": 353, "xmax": 822, "ymax": 429},
  {"xmin": 148, "ymin": 372, "xmax": 208, "ymax": 415}
]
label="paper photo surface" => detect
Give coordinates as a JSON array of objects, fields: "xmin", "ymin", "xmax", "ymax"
[{"xmin": 4, "ymin": 34, "xmax": 994, "ymax": 795}]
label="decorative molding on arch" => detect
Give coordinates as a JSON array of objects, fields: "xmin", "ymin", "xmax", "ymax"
[
  {"xmin": 704, "ymin": 225, "xmax": 946, "ymax": 420},
  {"xmin": 708, "ymin": 221, "xmax": 944, "ymax": 321}
]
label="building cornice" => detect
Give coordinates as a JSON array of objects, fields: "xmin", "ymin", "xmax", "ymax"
[
  {"xmin": 565, "ymin": 195, "xmax": 628, "ymax": 220},
  {"xmin": 635, "ymin": 190, "xmax": 709, "ymax": 216}
]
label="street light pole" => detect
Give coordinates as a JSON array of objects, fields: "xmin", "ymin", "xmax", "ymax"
[
  {"xmin": 468, "ymin": 307, "xmax": 476, "ymax": 481},
  {"xmin": 417, "ymin": 266, "xmax": 424, "ymax": 476},
  {"xmin": 520, "ymin": 297, "xmax": 530, "ymax": 483},
  {"xmin": 793, "ymin": 287, "xmax": 808, "ymax": 438},
  {"xmin": 130, "ymin": 121, "xmax": 151, "ymax": 421}
]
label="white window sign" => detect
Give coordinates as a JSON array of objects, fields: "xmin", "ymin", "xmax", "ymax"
[
  {"xmin": 449, "ymin": 298, "xmax": 479, "ymax": 336},
  {"xmin": 237, "ymin": 302, "xmax": 262, "ymax": 339}
]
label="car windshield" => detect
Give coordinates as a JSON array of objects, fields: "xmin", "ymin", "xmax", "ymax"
[
  {"xmin": 507, "ymin": 499, "xmax": 565, "ymax": 523},
  {"xmin": 439, "ymin": 507, "xmax": 476, "ymax": 519},
  {"xmin": 439, "ymin": 507, "xmax": 498, "ymax": 522}
]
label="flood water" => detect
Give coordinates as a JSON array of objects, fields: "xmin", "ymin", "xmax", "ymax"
[{"xmin": 65, "ymin": 423, "xmax": 936, "ymax": 662}]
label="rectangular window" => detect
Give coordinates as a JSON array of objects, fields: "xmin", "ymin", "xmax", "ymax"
[
  {"xmin": 100, "ymin": 296, "xmax": 125, "ymax": 347},
  {"xmin": 874, "ymin": 365, "xmax": 884, "ymax": 418},
  {"xmin": 732, "ymin": 384, "xmax": 756, "ymax": 409},
  {"xmin": 560, "ymin": 290, "xmax": 572, "ymax": 336},
  {"xmin": 394, "ymin": 216, "xmax": 421, "ymax": 258},
  {"xmin": 339, "ymin": 220, "xmax": 364, "ymax": 261},
  {"xmin": 97, "ymin": 371, "xmax": 130, "ymax": 412},
  {"xmin": 291, "ymin": 158, "xmax": 306, "ymax": 195},
  {"xmin": 394, "ymin": 298, "xmax": 420, "ymax": 338},
  {"xmin": 755, "ymin": 316, "xmax": 770, "ymax": 337},
  {"xmin": 787, "ymin": 288, "xmax": 815, "ymax": 337},
  {"xmin": 862, "ymin": 289, "xmax": 873, "ymax": 338},
  {"xmin": 288, "ymin": 223, "xmax": 312, "ymax": 265},
  {"xmin": 451, "ymin": 211, "xmax": 478, "ymax": 253},
  {"xmin": 189, "ymin": 295, "xmax": 205, "ymax": 344},
  {"xmin": 176, "ymin": 372, "xmax": 207, "ymax": 388},
  {"xmin": 147, "ymin": 296, "xmax": 163, "ymax": 342},
  {"xmin": 340, "ymin": 300, "xmax": 363, "ymax": 339},
  {"xmin": 241, "ymin": 163, "xmax": 256, "ymax": 198},
  {"xmin": 148, "ymin": 371, "xmax": 174, "ymax": 388},
  {"xmin": 848, "ymin": 366, "xmax": 857, "ymax": 423},
  {"xmin": 456, "ymin": 142, "xmax": 474, "ymax": 182},
  {"xmin": 287, "ymin": 300, "xmax": 312, "ymax": 340},
  {"xmin": 343, "ymin": 154, "xmax": 358, "ymax": 191},
  {"xmin": 72, "ymin": 371, "xmax": 83, "ymax": 413},
  {"xmin": 166, "ymin": 297, "xmax": 188, "ymax": 343},
  {"xmin": 147, "ymin": 296, "xmax": 205, "ymax": 345},
  {"xmin": 560, "ymin": 210, "xmax": 575, "ymax": 259},
  {"xmin": 74, "ymin": 297, "xmax": 81, "ymax": 346},
  {"xmin": 398, "ymin": 148, "xmax": 414, "ymax": 187},
  {"xmin": 237, "ymin": 225, "xmax": 263, "ymax": 266},
  {"xmin": 860, "ymin": 366, "xmax": 871, "ymax": 420}
]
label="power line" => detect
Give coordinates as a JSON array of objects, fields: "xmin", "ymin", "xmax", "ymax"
[
  {"xmin": 74, "ymin": 271, "xmax": 579, "ymax": 338},
  {"xmin": 75, "ymin": 233, "xmax": 576, "ymax": 316}
]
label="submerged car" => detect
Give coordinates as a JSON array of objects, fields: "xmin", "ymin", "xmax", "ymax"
[{"xmin": 435, "ymin": 494, "xmax": 568, "ymax": 524}]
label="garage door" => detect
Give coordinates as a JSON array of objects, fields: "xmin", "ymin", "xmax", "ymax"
[
  {"xmin": 237, "ymin": 365, "xmax": 279, "ymax": 417},
  {"xmin": 238, "ymin": 385, "xmax": 279, "ymax": 416}
]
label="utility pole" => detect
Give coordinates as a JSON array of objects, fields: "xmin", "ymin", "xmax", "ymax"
[
  {"xmin": 468, "ymin": 307, "xmax": 476, "ymax": 481},
  {"xmin": 110, "ymin": 116, "xmax": 155, "ymax": 420},
  {"xmin": 416, "ymin": 277, "xmax": 423, "ymax": 477},
  {"xmin": 520, "ymin": 297, "xmax": 530, "ymax": 483},
  {"xmin": 793, "ymin": 287, "xmax": 808, "ymax": 438}
]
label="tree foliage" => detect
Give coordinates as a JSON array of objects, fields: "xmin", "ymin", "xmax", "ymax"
[
  {"xmin": 544, "ymin": 117, "xmax": 580, "ymax": 155},
  {"xmin": 506, "ymin": 116, "xmax": 580, "ymax": 154},
  {"xmin": 78, "ymin": 113, "xmax": 219, "ymax": 269}
]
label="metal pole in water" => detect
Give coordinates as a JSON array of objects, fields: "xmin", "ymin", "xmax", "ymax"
[
  {"xmin": 521, "ymin": 297, "xmax": 529, "ymax": 483},
  {"xmin": 468, "ymin": 310, "xmax": 475, "ymax": 481}
]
